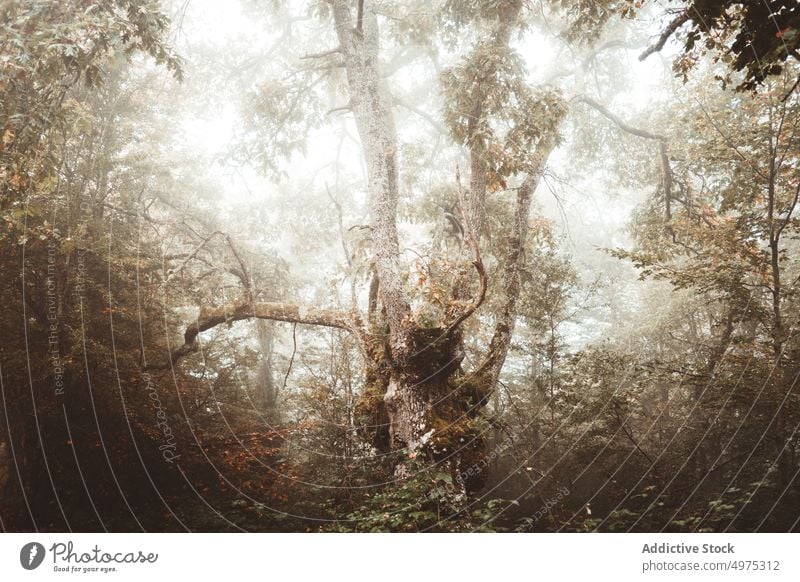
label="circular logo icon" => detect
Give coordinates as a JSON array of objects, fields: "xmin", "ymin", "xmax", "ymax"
[{"xmin": 20, "ymin": 542, "xmax": 45, "ymax": 570}]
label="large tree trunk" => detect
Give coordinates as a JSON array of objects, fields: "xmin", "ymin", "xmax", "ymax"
[
  {"xmin": 330, "ymin": 1, "xmax": 492, "ymax": 487},
  {"xmin": 167, "ymin": 0, "xmax": 550, "ymax": 493},
  {"xmin": 331, "ymin": 0, "xmax": 411, "ymax": 356},
  {"xmin": 358, "ymin": 324, "xmax": 490, "ymax": 490},
  {"xmin": 332, "ymin": 1, "xmax": 453, "ymax": 468}
]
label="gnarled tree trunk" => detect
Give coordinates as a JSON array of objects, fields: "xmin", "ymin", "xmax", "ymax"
[{"xmin": 163, "ymin": 0, "xmax": 556, "ymax": 495}]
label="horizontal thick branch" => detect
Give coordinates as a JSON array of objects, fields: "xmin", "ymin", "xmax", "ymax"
[
  {"xmin": 185, "ymin": 300, "xmax": 355, "ymax": 343},
  {"xmin": 149, "ymin": 299, "xmax": 359, "ymax": 369}
]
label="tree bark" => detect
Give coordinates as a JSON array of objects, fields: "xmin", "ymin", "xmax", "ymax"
[
  {"xmin": 255, "ymin": 320, "xmax": 279, "ymax": 422},
  {"xmin": 153, "ymin": 299, "xmax": 359, "ymax": 369},
  {"xmin": 329, "ymin": 1, "xmax": 471, "ymax": 471},
  {"xmin": 472, "ymin": 146, "xmax": 553, "ymax": 391},
  {"xmin": 331, "ymin": 0, "xmax": 411, "ymax": 357},
  {"xmin": 164, "ymin": 1, "xmax": 550, "ymax": 493}
]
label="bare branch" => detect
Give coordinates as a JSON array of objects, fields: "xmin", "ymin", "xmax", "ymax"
[
  {"xmin": 776, "ymin": 179, "xmax": 800, "ymax": 239},
  {"xmin": 356, "ymin": 0, "xmax": 365, "ymax": 35},
  {"xmin": 300, "ymin": 47, "xmax": 342, "ymax": 60},
  {"xmin": 223, "ymin": 234, "xmax": 252, "ymax": 295},
  {"xmin": 326, "ymin": 183, "xmax": 358, "ymax": 310},
  {"xmin": 167, "ymin": 230, "xmax": 223, "ymax": 282},
  {"xmin": 659, "ymin": 140, "xmax": 673, "ymax": 221},
  {"xmin": 782, "ymin": 74, "xmax": 800, "ymax": 102},
  {"xmin": 574, "ymin": 95, "xmax": 666, "ymax": 141},
  {"xmin": 327, "ymin": 103, "xmax": 352, "ymax": 115},
  {"xmin": 282, "ymin": 323, "xmax": 298, "ymax": 391},
  {"xmin": 149, "ymin": 299, "xmax": 359, "ymax": 369},
  {"xmin": 446, "ymin": 165, "xmax": 487, "ymax": 330},
  {"xmin": 575, "ymin": 95, "xmax": 673, "ymax": 223},
  {"xmin": 584, "ymin": 39, "xmax": 644, "ymax": 67},
  {"xmin": 326, "ymin": 184, "xmax": 353, "ymax": 269},
  {"xmin": 393, "ymin": 96, "xmax": 446, "ymax": 134},
  {"xmin": 639, "ymin": 11, "xmax": 689, "ymax": 62}
]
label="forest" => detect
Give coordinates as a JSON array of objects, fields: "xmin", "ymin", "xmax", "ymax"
[{"xmin": 1, "ymin": 0, "xmax": 799, "ymax": 533}]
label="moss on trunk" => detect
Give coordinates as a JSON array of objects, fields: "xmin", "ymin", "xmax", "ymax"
[{"xmin": 354, "ymin": 324, "xmax": 493, "ymax": 492}]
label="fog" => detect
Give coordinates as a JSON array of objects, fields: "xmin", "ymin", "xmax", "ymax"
[{"xmin": 2, "ymin": 0, "xmax": 799, "ymax": 534}]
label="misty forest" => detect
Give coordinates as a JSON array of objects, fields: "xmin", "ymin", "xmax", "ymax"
[{"xmin": 1, "ymin": 0, "xmax": 800, "ymax": 533}]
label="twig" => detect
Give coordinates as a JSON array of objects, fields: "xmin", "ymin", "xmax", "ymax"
[
  {"xmin": 301, "ymin": 47, "xmax": 342, "ymax": 60},
  {"xmin": 356, "ymin": 0, "xmax": 365, "ymax": 35},
  {"xmin": 167, "ymin": 231, "xmax": 223, "ymax": 281},
  {"xmin": 282, "ymin": 323, "xmax": 298, "ymax": 391},
  {"xmin": 447, "ymin": 165, "xmax": 488, "ymax": 330}
]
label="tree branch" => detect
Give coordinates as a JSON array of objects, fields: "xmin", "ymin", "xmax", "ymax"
[
  {"xmin": 472, "ymin": 145, "xmax": 552, "ymax": 386},
  {"xmin": 575, "ymin": 95, "xmax": 673, "ymax": 223},
  {"xmin": 393, "ymin": 96, "xmax": 447, "ymax": 134},
  {"xmin": 149, "ymin": 299, "xmax": 360, "ymax": 370},
  {"xmin": 166, "ymin": 230, "xmax": 223, "ymax": 282},
  {"xmin": 327, "ymin": 103, "xmax": 352, "ymax": 115},
  {"xmin": 639, "ymin": 11, "xmax": 689, "ymax": 62},
  {"xmin": 776, "ymin": 179, "xmax": 800, "ymax": 239},
  {"xmin": 574, "ymin": 95, "xmax": 666, "ymax": 141},
  {"xmin": 446, "ymin": 165, "xmax": 487, "ymax": 330},
  {"xmin": 301, "ymin": 47, "xmax": 342, "ymax": 60},
  {"xmin": 223, "ymin": 234, "xmax": 252, "ymax": 295},
  {"xmin": 356, "ymin": 0, "xmax": 365, "ymax": 35},
  {"xmin": 444, "ymin": 3, "xmax": 523, "ymax": 330}
]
